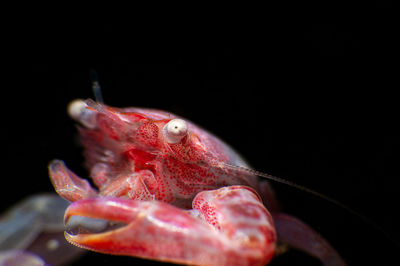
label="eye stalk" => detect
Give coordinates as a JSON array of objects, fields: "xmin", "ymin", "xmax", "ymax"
[{"xmin": 162, "ymin": 119, "xmax": 188, "ymax": 144}]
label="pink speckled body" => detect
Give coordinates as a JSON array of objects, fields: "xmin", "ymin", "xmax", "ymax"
[
  {"xmin": 50, "ymin": 99, "xmax": 276, "ymax": 265},
  {"xmin": 80, "ymin": 101, "xmax": 260, "ymax": 206},
  {"xmin": 49, "ymin": 99, "xmax": 346, "ymax": 266}
]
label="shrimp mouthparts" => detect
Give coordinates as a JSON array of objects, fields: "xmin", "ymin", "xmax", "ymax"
[{"xmin": 65, "ymin": 216, "xmax": 127, "ymax": 235}]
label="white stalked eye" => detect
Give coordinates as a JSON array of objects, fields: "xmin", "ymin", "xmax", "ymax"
[{"xmin": 162, "ymin": 118, "xmax": 188, "ymax": 144}]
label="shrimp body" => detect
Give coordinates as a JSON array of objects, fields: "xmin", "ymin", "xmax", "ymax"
[{"xmin": 49, "ymin": 99, "xmax": 345, "ymax": 265}]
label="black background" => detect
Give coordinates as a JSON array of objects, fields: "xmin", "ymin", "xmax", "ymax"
[{"xmin": 1, "ymin": 3, "xmax": 398, "ymax": 265}]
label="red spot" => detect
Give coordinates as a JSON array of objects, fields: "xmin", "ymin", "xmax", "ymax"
[
  {"xmin": 193, "ymin": 200, "xmax": 220, "ymax": 230},
  {"xmin": 136, "ymin": 122, "xmax": 159, "ymax": 147},
  {"xmin": 126, "ymin": 149, "xmax": 156, "ymax": 170}
]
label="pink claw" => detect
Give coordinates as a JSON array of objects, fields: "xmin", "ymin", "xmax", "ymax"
[{"xmin": 64, "ymin": 186, "xmax": 276, "ymax": 266}]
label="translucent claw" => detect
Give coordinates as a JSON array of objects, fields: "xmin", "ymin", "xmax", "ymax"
[{"xmin": 48, "ymin": 160, "xmax": 97, "ymax": 202}]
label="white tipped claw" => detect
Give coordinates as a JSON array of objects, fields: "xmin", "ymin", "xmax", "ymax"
[{"xmin": 67, "ymin": 99, "xmax": 97, "ymax": 129}]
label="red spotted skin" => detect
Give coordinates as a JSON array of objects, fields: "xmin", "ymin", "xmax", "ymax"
[
  {"xmin": 50, "ymin": 100, "xmax": 276, "ymax": 265},
  {"xmin": 80, "ymin": 103, "xmax": 259, "ymax": 207}
]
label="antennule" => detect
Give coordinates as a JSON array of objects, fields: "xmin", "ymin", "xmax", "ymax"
[{"xmin": 90, "ymin": 69, "xmax": 104, "ymax": 103}]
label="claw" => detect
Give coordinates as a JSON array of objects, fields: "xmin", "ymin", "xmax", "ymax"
[
  {"xmin": 64, "ymin": 197, "xmax": 141, "ymax": 225},
  {"xmin": 48, "ymin": 160, "xmax": 98, "ymax": 202},
  {"xmin": 63, "ymin": 197, "xmax": 228, "ymax": 264},
  {"xmin": 63, "ymin": 197, "xmax": 151, "ymax": 255},
  {"xmin": 63, "ymin": 188, "xmax": 276, "ymax": 266}
]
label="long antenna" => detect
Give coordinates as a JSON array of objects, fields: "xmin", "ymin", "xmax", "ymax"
[
  {"xmin": 220, "ymin": 162, "xmax": 400, "ymax": 248},
  {"xmin": 90, "ymin": 69, "xmax": 104, "ymax": 104}
]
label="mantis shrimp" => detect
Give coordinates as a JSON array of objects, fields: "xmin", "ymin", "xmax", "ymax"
[{"xmin": 45, "ymin": 98, "xmax": 346, "ymax": 265}]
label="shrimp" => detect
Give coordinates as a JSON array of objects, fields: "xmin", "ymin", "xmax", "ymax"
[{"xmin": 48, "ymin": 99, "xmax": 346, "ymax": 265}]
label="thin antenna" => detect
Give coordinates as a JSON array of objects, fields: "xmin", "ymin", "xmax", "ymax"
[
  {"xmin": 90, "ymin": 69, "xmax": 104, "ymax": 103},
  {"xmin": 221, "ymin": 162, "xmax": 400, "ymax": 248}
]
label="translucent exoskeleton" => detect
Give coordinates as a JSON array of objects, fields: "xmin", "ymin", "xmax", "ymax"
[{"xmin": 0, "ymin": 194, "xmax": 84, "ymax": 265}]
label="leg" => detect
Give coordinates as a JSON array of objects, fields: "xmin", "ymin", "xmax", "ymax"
[
  {"xmin": 98, "ymin": 169, "xmax": 157, "ymax": 201},
  {"xmin": 49, "ymin": 160, "xmax": 157, "ymax": 202},
  {"xmin": 273, "ymin": 213, "xmax": 346, "ymax": 266},
  {"xmin": 63, "ymin": 186, "xmax": 276, "ymax": 266}
]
